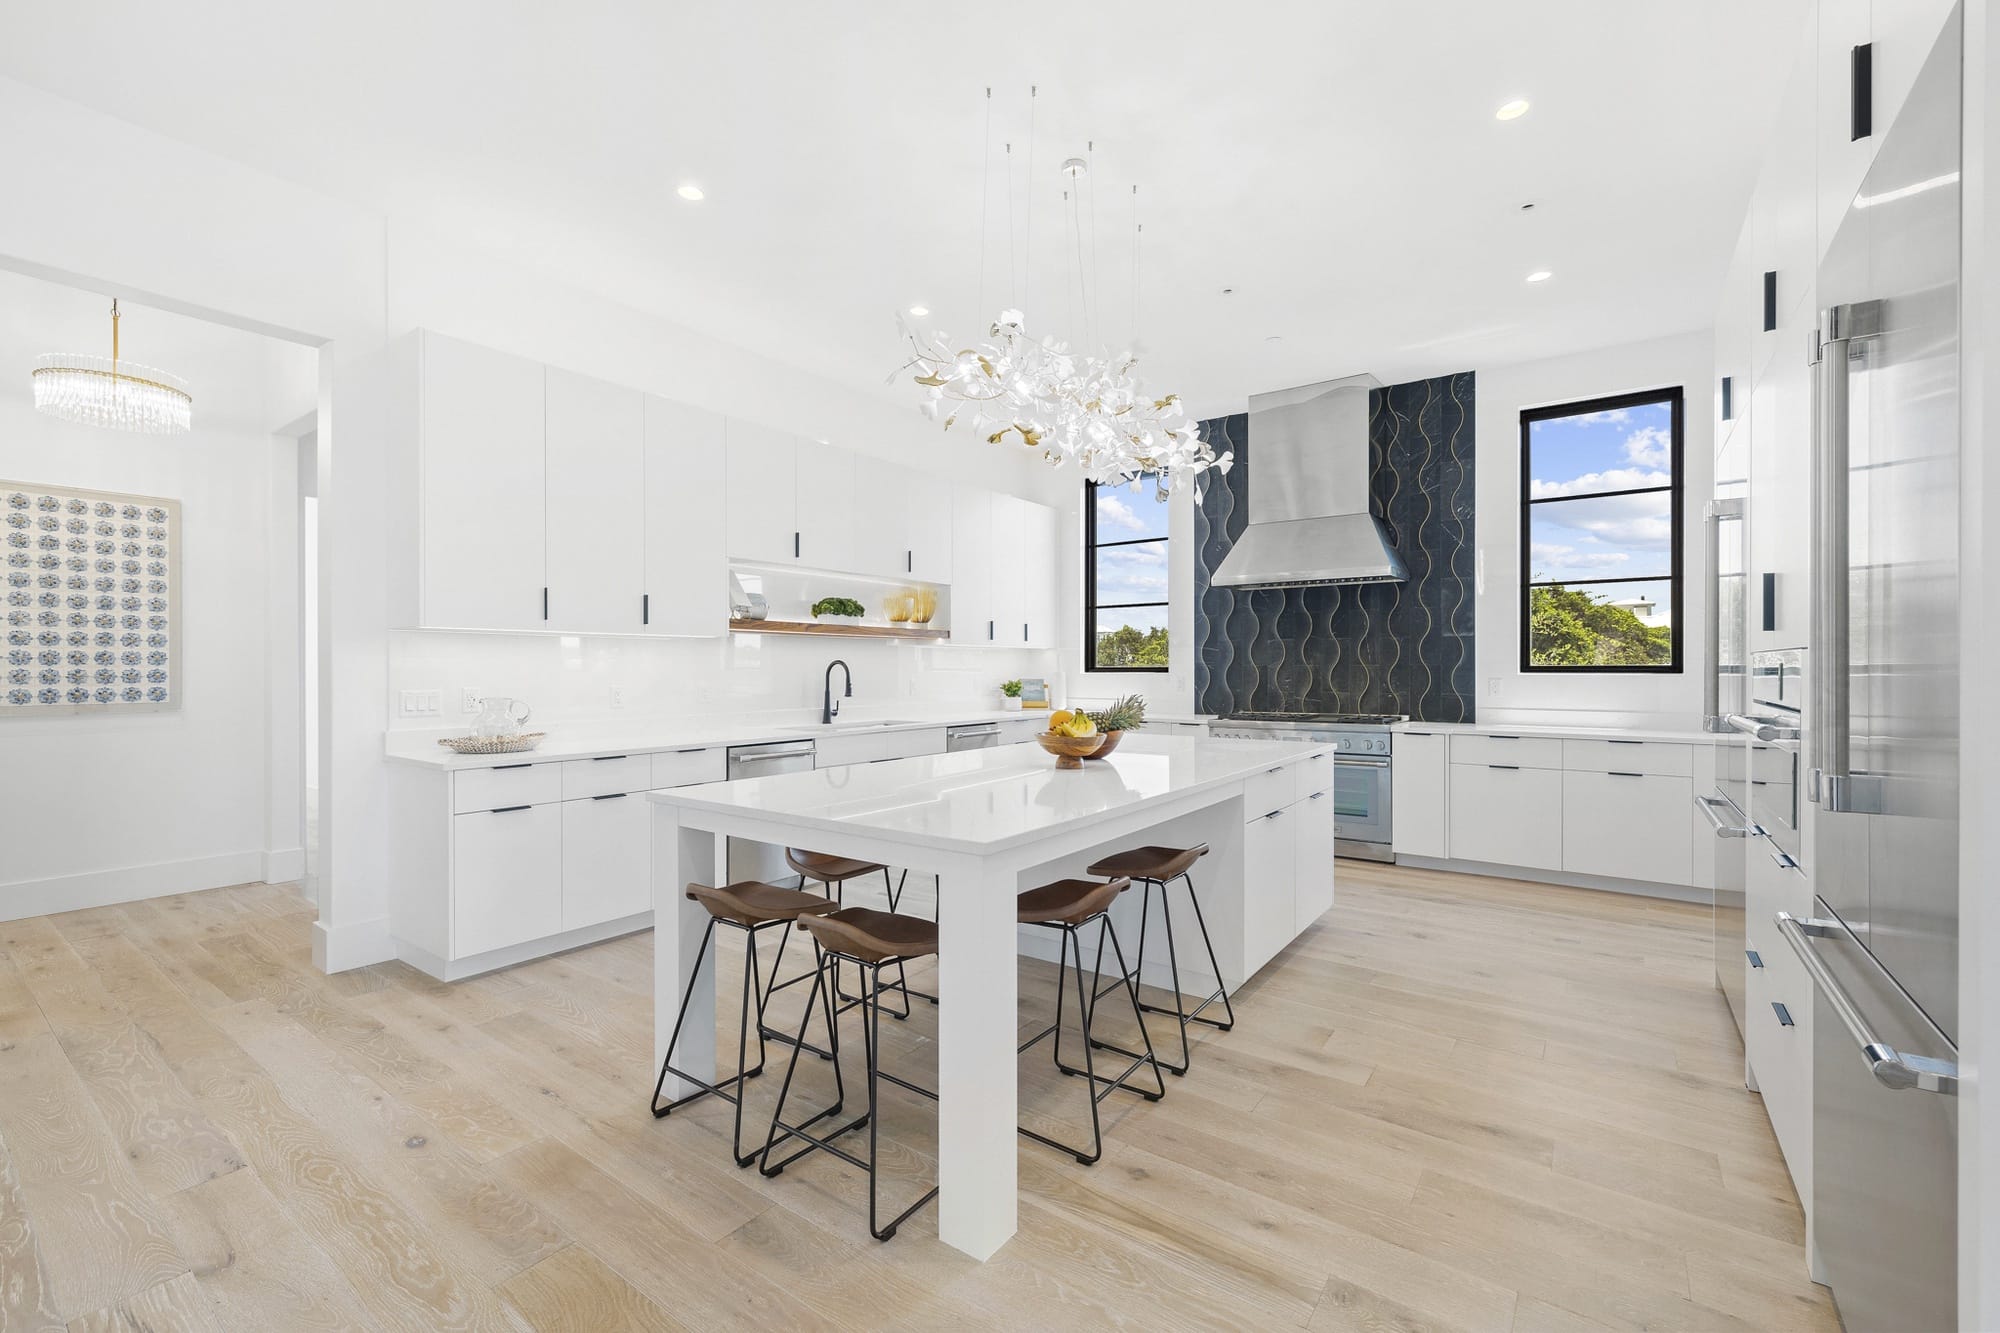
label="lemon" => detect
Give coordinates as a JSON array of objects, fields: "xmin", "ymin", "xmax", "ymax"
[{"xmin": 1049, "ymin": 709, "xmax": 1075, "ymax": 730}]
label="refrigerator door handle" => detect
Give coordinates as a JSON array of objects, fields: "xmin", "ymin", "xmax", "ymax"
[
  {"xmin": 1694, "ymin": 793, "xmax": 1752, "ymax": 838},
  {"xmin": 1776, "ymin": 912, "xmax": 1959, "ymax": 1095},
  {"xmin": 1702, "ymin": 498, "xmax": 1743, "ymax": 733}
]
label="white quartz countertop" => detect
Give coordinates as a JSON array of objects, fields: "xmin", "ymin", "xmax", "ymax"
[
  {"xmin": 645, "ymin": 733, "xmax": 1329, "ymax": 854},
  {"xmin": 384, "ymin": 705, "xmax": 1215, "ymax": 771},
  {"xmin": 1395, "ymin": 720, "xmax": 1716, "ymax": 744}
]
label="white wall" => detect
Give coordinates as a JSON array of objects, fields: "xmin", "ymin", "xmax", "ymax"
[
  {"xmin": 1474, "ymin": 332, "xmax": 1714, "ymax": 730},
  {"xmin": 0, "ymin": 269, "xmax": 316, "ymax": 916}
]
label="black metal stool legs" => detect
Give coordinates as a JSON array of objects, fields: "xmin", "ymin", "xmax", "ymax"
[
  {"xmin": 1092, "ymin": 870, "xmax": 1236, "ymax": 1076},
  {"xmin": 652, "ymin": 917, "xmax": 776, "ymax": 1167},
  {"xmin": 760, "ymin": 952, "xmax": 938, "ymax": 1241},
  {"xmin": 1018, "ymin": 915, "xmax": 1164, "ymax": 1165}
]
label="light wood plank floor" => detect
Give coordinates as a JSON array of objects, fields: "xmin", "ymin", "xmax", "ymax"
[{"xmin": 0, "ymin": 863, "xmax": 1839, "ymax": 1332}]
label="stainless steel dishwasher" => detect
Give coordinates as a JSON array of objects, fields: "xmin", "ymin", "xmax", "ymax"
[
  {"xmin": 945, "ymin": 722, "xmax": 1002, "ymax": 752},
  {"xmin": 724, "ymin": 739, "xmax": 816, "ymax": 881}
]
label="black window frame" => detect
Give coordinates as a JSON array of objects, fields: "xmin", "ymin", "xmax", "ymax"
[
  {"xmin": 1083, "ymin": 476, "xmax": 1170, "ymax": 673},
  {"xmin": 1519, "ymin": 386, "xmax": 1685, "ymax": 674}
]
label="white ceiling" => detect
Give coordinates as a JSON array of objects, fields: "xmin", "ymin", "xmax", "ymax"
[{"xmin": 2, "ymin": 1, "xmax": 1804, "ymax": 417}]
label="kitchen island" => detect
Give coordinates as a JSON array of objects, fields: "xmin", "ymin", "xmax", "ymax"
[{"xmin": 647, "ymin": 732, "xmax": 1336, "ymax": 1260}]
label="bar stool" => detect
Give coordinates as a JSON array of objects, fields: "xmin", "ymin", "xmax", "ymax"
[
  {"xmin": 652, "ymin": 880, "xmax": 838, "ymax": 1166},
  {"xmin": 1016, "ymin": 876, "xmax": 1165, "ymax": 1165},
  {"xmin": 759, "ymin": 906, "xmax": 940, "ymax": 1241},
  {"xmin": 1084, "ymin": 844, "xmax": 1234, "ymax": 1076},
  {"xmin": 786, "ymin": 848, "xmax": 932, "ymax": 1012}
]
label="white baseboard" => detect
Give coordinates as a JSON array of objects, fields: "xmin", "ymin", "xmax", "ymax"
[
  {"xmin": 313, "ymin": 915, "xmax": 395, "ymax": 974},
  {"xmin": 262, "ymin": 847, "xmax": 306, "ymax": 885},
  {"xmin": 1394, "ymin": 854, "xmax": 1712, "ymax": 905},
  {"xmin": 0, "ymin": 850, "xmax": 266, "ymax": 923},
  {"xmin": 395, "ymin": 912, "xmax": 652, "ymax": 982}
]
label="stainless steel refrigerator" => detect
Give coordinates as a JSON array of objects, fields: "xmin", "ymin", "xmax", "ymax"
[{"xmin": 1781, "ymin": 9, "xmax": 1963, "ymax": 1330}]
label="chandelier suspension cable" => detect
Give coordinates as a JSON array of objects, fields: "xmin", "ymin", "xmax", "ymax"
[
  {"xmin": 977, "ymin": 87, "xmax": 992, "ymax": 317},
  {"xmin": 1087, "ymin": 140, "xmax": 1100, "ymax": 349},
  {"xmin": 1131, "ymin": 185, "xmax": 1144, "ymax": 349},
  {"xmin": 1069, "ymin": 181, "xmax": 1089, "ymax": 348},
  {"xmin": 1024, "ymin": 84, "xmax": 1037, "ymax": 317},
  {"xmin": 1004, "ymin": 140, "xmax": 1015, "ymax": 309}
]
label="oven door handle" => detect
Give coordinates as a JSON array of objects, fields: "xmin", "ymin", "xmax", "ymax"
[{"xmin": 1332, "ymin": 756, "xmax": 1390, "ymax": 768}]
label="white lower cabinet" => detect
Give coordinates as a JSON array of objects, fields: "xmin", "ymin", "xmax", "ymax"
[
  {"xmin": 1447, "ymin": 764, "xmax": 1563, "ymax": 871},
  {"xmin": 1392, "ymin": 730, "xmax": 1448, "ymax": 858},
  {"xmin": 1746, "ymin": 901, "xmax": 1813, "ymax": 1218},
  {"xmin": 560, "ymin": 793, "xmax": 652, "ymax": 931},
  {"xmin": 1562, "ymin": 771, "xmax": 1695, "ymax": 886},
  {"xmin": 452, "ymin": 804, "xmax": 564, "ymax": 959},
  {"xmin": 813, "ymin": 726, "xmax": 948, "ymax": 768},
  {"xmin": 1243, "ymin": 806, "xmax": 1297, "ymax": 974},
  {"xmin": 1294, "ymin": 787, "xmax": 1335, "ymax": 930}
]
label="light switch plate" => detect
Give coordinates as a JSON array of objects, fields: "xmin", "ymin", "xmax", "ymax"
[
  {"xmin": 610, "ymin": 686, "xmax": 626, "ymax": 709},
  {"xmin": 461, "ymin": 688, "xmax": 484, "ymax": 715}
]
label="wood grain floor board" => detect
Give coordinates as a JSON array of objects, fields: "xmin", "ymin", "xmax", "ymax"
[{"xmin": 0, "ymin": 862, "xmax": 1837, "ymax": 1332}]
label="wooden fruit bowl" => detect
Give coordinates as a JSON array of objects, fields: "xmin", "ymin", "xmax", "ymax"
[
  {"xmin": 1081, "ymin": 730, "xmax": 1124, "ymax": 760},
  {"xmin": 1037, "ymin": 731, "xmax": 1108, "ymax": 769}
]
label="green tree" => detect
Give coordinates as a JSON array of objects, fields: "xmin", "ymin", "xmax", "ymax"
[
  {"xmin": 1094, "ymin": 623, "xmax": 1169, "ymax": 667},
  {"xmin": 1527, "ymin": 585, "xmax": 1671, "ymax": 667}
]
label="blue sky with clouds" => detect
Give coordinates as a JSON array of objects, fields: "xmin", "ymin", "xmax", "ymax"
[
  {"xmin": 1526, "ymin": 400, "xmax": 1675, "ymax": 617},
  {"xmin": 1093, "ymin": 481, "xmax": 1169, "ymax": 635}
]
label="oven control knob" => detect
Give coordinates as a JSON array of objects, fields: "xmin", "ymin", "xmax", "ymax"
[{"xmin": 1338, "ymin": 738, "xmax": 1351, "ymax": 750}]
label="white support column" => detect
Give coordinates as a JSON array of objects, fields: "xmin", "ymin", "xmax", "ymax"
[
  {"xmin": 653, "ymin": 808, "xmax": 723, "ymax": 1093},
  {"xmin": 933, "ymin": 851, "xmax": 1021, "ymax": 1259}
]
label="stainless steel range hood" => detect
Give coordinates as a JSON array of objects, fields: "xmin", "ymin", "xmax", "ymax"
[{"xmin": 1211, "ymin": 373, "xmax": 1406, "ymax": 587}]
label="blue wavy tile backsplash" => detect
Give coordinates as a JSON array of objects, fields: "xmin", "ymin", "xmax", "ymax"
[{"xmin": 1194, "ymin": 372, "xmax": 1476, "ymax": 721}]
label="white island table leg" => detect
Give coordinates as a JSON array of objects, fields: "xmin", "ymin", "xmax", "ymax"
[
  {"xmin": 933, "ymin": 853, "xmax": 1020, "ymax": 1259},
  {"xmin": 652, "ymin": 809, "xmax": 725, "ymax": 1094}
]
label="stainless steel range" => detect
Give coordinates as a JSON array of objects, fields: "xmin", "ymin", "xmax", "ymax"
[{"xmin": 1210, "ymin": 712, "xmax": 1405, "ymax": 861}]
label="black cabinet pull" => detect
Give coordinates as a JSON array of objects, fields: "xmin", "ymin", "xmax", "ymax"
[
  {"xmin": 1761, "ymin": 572, "xmax": 1777, "ymax": 630},
  {"xmin": 592, "ymin": 754, "xmax": 628, "ymax": 762},
  {"xmin": 1022, "ymin": 622, "xmax": 1028, "ymax": 642},
  {"xmin": 591, "ymin": 792, "xmax": 628, "ymax": 801},
  {"xmin": 1747, "ymin": 949, "xmax": 1764, "ymax": 969},
  {"xmin": 1608, "ymin": 739, "xmax": 1643, "ymax": 745},
  {"xmin": 1721, "ymin": 374, "xmax": 1734, "ymax": 421},
  {"xmin": 1772, "ymin": 1001, "xmax": 1794, "ymax": 1028},
  {"xmin": 675, "ymin": 746, "xmax": 708, "ymax": 754},
  {"xmin": 1850, "ymin": 42, "xmax": 1872, "ymax": 140},
  {"xmin": 493, "ymin": 762, "xmax": 533, "ymax": 771},
  {"xmin": 907, "ymin": 550, "xmax": 913, "ymax": 572},
  {"xmin": 542, "ymin": 586, "xmax": 549, "ymax": 621},
  {"xmin": 794, "ymin": 531, "xmax": 800, "ymax": 558},
  {"xmin": 988, "ymin": 619, "xmax": 994, "ymax": 641},
  {"xmin": 642, "ymin": 593, "xmax": 649, "ymax": 625},
  {"xmin": 1488, "ymin": 764, "xmax": 1519, "ymax": 771},
  {"xmin": 1608, "ymin": 771, "xmax": 1644, "ymax": 778},
  {"xmin": 1762, "ymin": 270, "xmax": 1778, "ymax": 332},
  {"xmin": 491, "ymin": 804, "xmax": 532, "ymax": 814}
]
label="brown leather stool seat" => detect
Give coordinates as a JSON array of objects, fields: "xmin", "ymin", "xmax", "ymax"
[
  {"xmin": 785, "ymin": 849, "xmax": 887, "ymax": 884},
  {"xmin": 798, "ymin": 907, "xmax": 938, "ymax": 964},
  {"xmin": 687, "ymin": 880, "xmax": 838, "ymax": 927},
  {"xmin": 1086, "ymin": 844, "xmax": 1208, "ymax": 881},
  {"xmin": 1016, "ymin": 876, "xmax": 1130, "ymax": 926}
]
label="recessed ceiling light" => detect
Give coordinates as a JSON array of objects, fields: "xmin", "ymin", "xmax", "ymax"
[
  {"xmin": 908, "ymin": 305, "xmax": 929, "ymax": 318},
  {"xmin": 1526, "ymin": 270, "xmax": 1553, "ymax": 283},
  {"xmin": 676, "ymin": 183, "xmax": 705, "ymax": 201},
  {"xmin": 1496, "ymin": 99, "xmax": 1531, "ymax": 121}
]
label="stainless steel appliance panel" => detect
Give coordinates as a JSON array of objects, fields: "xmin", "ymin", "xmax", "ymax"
[
  {"xmin": 945, "ymin": 723, "xmax": 1002, "ymax": 752},
  {"xmin": 724, "ymin": 739, "xmax": 817, "ymax": 882},
  {"xmin": 1331, "ymin": 755, "xmax": 1393, "ymax": 861}
]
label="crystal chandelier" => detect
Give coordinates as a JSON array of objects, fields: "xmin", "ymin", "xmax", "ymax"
[
  {"xmin": 33, "ymin": 300, "xmax": 193, "ymax": 436},
  {"xmin": 896, "ymin": 89, "xmax": 1229, "ymax": 496}
]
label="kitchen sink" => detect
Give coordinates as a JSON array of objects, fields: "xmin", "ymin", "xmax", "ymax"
[{"xmin": 806, "ymin": 718, "xmax": 921, "ymax": 732}]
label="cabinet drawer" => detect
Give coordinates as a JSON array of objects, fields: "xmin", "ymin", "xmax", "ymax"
[
  {"xmin": 1562, "ymin": 738, "xmax": 1693, "ymax": 778},
  {"xmin": 651, "ymin": 746, "xmax": 727, "ymax": 789},
  {"xmin": 1447, "ymin": 764, "xmax": 1563, "ymax": 870},
  {"xmin": 1450, "ymin": 733, "xmax": 1563, "ymax": 769},
  {"xmin": 452, "ymin": 803, "xmax": 564, "ymax": 958},
  {"xmin": 452, "ymin": 762, "xmax": 563, "ymax": 814},
  {"xmin": 561, "ymin": 754, "xmax": 654, "ymax": 800},
  {"xmin": 1744, "ymin": 916, "xmax": 1813, "ymax": 1196},
  {"xmin": 1560, "ymin": 772, "xmax": 1695, "ymax": 885},
  {"xmin": 1245, "ymin": 762, "xmax": 1294, "ymax": 821},
  {"xmin": 561, "ymin": 792, "xmax": 652, "ymax": 931},
  {"xmin": 1294, "ymin": 752, "xmax": 1335, "ymax": 803},
  {"xmin": 814, "ymin": 726, "xmax": 948, "ymax": 769}
]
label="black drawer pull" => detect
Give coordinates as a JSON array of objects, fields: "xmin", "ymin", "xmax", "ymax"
[
  {"xmin": 491, "ymin": 804, "xmax": 532, "ymax": 814},
  {"xmin": 1772, "ymin": 1001, "xmax": 1794, "ymax": 1028},
  {"xmin": 592, "ymin": 754, "xmax": 629, "ymax": 762},
  {"xmin": 1489, "ymin": 734, "xmax": 1520, "ymax": 740},
  {"xmin": 591, "ymin": 792, "xmax": 628, "ymax": 801},
  {"xmin": 1488, "ymin": 764, "xmax": 1519, "ymax": 771},
  {"xmin": 1747, "ymin": 949, "xmax": 1764, "ymax": 969},
  {"xmin": 493, "ymin": 762, "xmax": 533, "ymax": 771},
  {"xmin": 642, "ymin": 593, "xmax": 650, "ymax": 625},
  {"xmin": 1608, "ymin": 739, "xmax": 1643, "ymax": 745},
  {"xmin": 1608, "ymin": 771, "xmax": 1644, "ymax": 778},
  {"xmin": 675, "ymin": 747, "xmax": 709, "ymax": 754}
]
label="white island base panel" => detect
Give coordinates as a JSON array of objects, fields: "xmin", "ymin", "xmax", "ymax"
[{"xmin": 648, "ymin": 736, "xmax": 1334, "ymax": 1261}]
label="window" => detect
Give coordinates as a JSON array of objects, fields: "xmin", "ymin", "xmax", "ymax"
[
  {"xmin": 1521, "ymin": 387, "xmax": 1683, "ymax": 672},
  {"xmin": 1084, "ymin": 477, "xmax": 1169, "ymax": 671}
]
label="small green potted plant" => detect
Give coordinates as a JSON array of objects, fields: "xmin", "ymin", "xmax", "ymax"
[
  {"xmin": 999, "ymin": 679, "xmax": 1024, "ymax": 711},
  {"xmin": 1083, "ymin": 693, "xmax": 1147, "ymax": 758},
  {"xmin": 810, "ymin": 596, "xmax": 867, "ymax": 624}
]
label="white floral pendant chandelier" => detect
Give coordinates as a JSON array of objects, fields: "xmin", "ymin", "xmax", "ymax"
[
  {"xmin": 33, "ymin": 299, "xmax": 193, "ymax": 436},
  {"xmin": 895, "ymin": 91, "xmax": 1229, "ymax": 496}
]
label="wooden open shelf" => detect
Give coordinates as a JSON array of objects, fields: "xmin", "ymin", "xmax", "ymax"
[{"xmin": 728, "ymin": 619, "xmax": 950, "ymax": 641}]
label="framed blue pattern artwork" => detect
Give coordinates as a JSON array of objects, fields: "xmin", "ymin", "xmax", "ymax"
[{"xmin": 1, "ymin": 481, "xmax": 180, "ymax": 714}]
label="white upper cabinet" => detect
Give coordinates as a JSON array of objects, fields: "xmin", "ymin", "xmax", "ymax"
[
  {"xmin": 418, "ymin": 333, "xmax": 547, "ymax": 631},
  {"xmin": 990, "ymin": 493, "xmax": 1027, "ymax": 646},
  {"xmin": 1021, "ymin": 500, "xmax": 1057, "ymax": 648},
  {"xmin": 643, "ymin": 396, "xmax": 727, "ymax": 636},
  {"xmin": 545, "ymin": 368, "xmax": 646, "ymax": 634},
  {"xmin": 1869, "ymin": 0, "xmax": 1957, "ymax": 163},
  {"xmin": 1816, "ymin": 0, "xmax": 1873, "ymax": 262},
  {"xmin": 794, "ymin": 440, "xmax": 857, "ymax": 573},
  {"xmin": 851, "ymin": 453, "xmax": 911, "ymax": 579},
  {"xmin": 906, "ymin": 474, "xmax": 954, "ymax": 582},
  {"xmin": 951, "ymin": 484, "xmax": 995, "ymax": 643},
  {"xmin": 724, "ymin": 420, "xmax": 799, "ymax": 564},
  {"xmin": 1749, "ymin": 24, "xmax": 1819, "ymax": 385}
]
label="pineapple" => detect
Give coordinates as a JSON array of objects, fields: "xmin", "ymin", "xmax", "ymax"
[{"xmin": 1086, "ymin": 694, "xmax": 1148, "ymax": 734}]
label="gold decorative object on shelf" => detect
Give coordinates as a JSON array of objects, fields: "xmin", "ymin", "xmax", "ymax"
[
  {"xmin": 911, "ymin": 587, "xmax": 937, "ymax": 624},
  {"xmin": 884, "ymin": 590, "xmax": 915, "ymax": 623}
]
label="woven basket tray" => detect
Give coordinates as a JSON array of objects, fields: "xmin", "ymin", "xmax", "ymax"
[{"xmin": 436, "ymin": 732, "xmax": 546, "ymax": 755}]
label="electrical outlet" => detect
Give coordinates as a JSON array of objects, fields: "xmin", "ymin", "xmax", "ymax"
[
  {"xmin": 1488, "ymin": 677, "xmax": 1502, "ymax": 699},
  {"xmin": 610, "ymin": 685, "xmax": 626, "ymax": 710},
  {"xmin": 461, "ymin": 688, "xmax": 484, "ymax": 715}
]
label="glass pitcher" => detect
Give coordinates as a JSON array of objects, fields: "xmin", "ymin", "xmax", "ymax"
[{"xmin": 472, "ymin": 696, "xmax": 531, "ymax": 739}]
